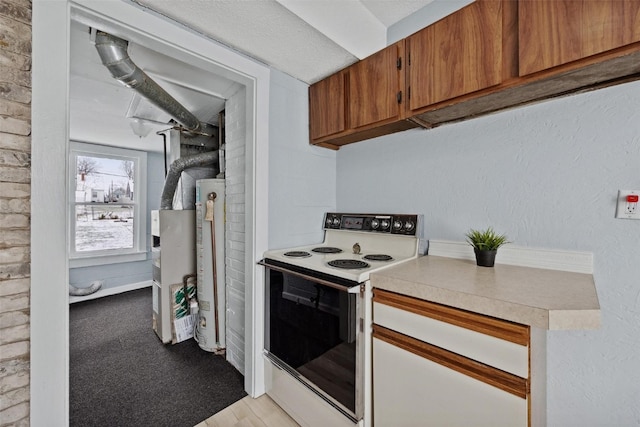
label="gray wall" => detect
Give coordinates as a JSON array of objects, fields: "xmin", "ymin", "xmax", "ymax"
[
  {"xmin": 69, "ymin": 151, "xmax": 164, "ymax": 290},
  {"xmin": 268, "ymin": 69, "xmax": 337, "ymax": 250},
  {"xmin": 387, "ymin": 0, "xmax": 473, "ymax": 43},
  {"xmin": 336, "ymin": 81, "xmax": 640, "ymax": 425}
]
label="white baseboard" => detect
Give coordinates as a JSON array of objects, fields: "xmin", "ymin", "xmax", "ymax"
[
  {"xmin": 428, "ymin": 240, "xmax": 593, "ymax": 274},
  {"xmin": 69, "ymin": 280, "xmax": 152, "ymax": 304}
]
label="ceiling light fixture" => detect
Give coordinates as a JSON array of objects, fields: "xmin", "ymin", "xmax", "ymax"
[{"xmin": 129, "ymin": 118, "xmax": 152, "ymax": 138}]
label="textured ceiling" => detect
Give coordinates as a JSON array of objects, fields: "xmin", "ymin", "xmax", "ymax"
[{"xmin": 132, "ymin": 0, "xmax": 436, "ymax": 84}]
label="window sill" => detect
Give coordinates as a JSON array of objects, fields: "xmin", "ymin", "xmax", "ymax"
[{"xmin": 69, "ymin": 251, "xmax": 148, "ymax": 268}]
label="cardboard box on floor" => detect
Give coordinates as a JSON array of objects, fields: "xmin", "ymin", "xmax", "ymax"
[{"xmin": 170, "ymin": 280, "xmax": 197, "ymax": 344}]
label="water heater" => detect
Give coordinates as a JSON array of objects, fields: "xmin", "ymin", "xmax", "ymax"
[{"xmin": 195, "ymin": 179, "xmax": 226, "ymax": 352}]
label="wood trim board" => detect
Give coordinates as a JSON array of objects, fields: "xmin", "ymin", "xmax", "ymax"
[{"xmin": 374, "ymin": 288, "xmax": 530, "ymax": 346}]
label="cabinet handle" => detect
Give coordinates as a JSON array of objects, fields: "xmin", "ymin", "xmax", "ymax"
[
  {"xmin": 397, "ymin": 91, "xmax": 402, "ymax": 104},
  {"xmin": 397, "ymin": 57, "xmax": 402, "ymax": 70},
  {"xmin": 374, "ymin": 289, "xmax": 529, "ymax": 346}
]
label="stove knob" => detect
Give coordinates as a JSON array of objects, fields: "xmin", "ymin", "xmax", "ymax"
[
  {"xmin": 325, "ymin": 217, "xmax": 333, "ymax": 227},
  {"xmin": 332, "ymin": 217, "xmax": 341, "ymax": 227},
  {"xmin": 405, "ymin": 221, "xmax": 415, "ymax": 231},
  {"xmin": 380, "ymin": 219, "xmax": 390, "ymax": 230},
  {"xmin": 371, "ymin": 219, "xmax": 379, "ymax": 229},
  {"xmin": 393, "ymin": 220, "xmax": 402, "ymax": 230}
]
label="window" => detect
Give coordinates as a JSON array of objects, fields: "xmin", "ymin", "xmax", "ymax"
[{"xmin": 69, "ymin": 142, "xmax": 147, "ymax": 267}]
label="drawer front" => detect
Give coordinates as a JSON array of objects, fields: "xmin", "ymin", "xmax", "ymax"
[
  {"xmin": 373, "ymin": 290, "xmax": 529, "ymax": 378},
  {"xmin": 373, "ymin": 336, "xmax": 528, "ymax": 426}
]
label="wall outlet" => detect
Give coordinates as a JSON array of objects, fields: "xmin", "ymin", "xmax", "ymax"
[{"xmin": 615, "ymin": 190, "xmax": 640, "ymax": 219}]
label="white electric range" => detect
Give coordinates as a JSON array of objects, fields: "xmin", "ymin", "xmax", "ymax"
[
  {"xmin": 263, "ymin": 212, "xmax": 424, "ymax": 283},
  {"xmin": 261, "ymin": 212, "xmax": 424, "ymax": 427}
]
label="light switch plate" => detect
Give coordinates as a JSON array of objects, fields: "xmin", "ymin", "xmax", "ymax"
[{"xmin": 615, "ymin": 190, "xmax": 640, "ymax": 219}]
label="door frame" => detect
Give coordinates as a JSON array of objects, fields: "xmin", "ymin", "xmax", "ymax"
[{"xmin": 31, "ymin": 1, "xmax": 270, "ymax": 424}]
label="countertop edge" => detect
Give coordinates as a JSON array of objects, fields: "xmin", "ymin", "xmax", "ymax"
[
  {"xmin": 370, "ymin": 255, "xmax": 601, "ymax": 330},
  {"xmin": 371, "ymin": 275, "xmax": 551, "ymax": 329}
]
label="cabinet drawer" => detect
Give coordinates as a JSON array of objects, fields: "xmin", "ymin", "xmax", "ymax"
[
  {"xmin": 373, "ymin": 336, "xmax": 528, "ymax": 427},
  {"xmin": 373, "ymin": 289, "xmax": 529, "ymax": 378}
]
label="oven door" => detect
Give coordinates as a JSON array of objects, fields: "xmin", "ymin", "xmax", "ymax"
[{"xmin": 261, "ymin": 260, "xmax": 364, "ymax": 422}]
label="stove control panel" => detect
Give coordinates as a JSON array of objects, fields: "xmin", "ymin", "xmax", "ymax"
[{"xmin": 324, "ymin": 213, "xmax": 421, "ymax": 236}]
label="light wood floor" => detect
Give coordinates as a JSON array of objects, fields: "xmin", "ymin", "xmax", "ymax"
[{"xmin": 196, "ymin": 394, "xmax": 300, "ymax": 427}]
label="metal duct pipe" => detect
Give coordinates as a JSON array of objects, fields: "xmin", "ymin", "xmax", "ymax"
[
  {"xmin": 160, "ymin": 151, "xmax": 219, "ymax": 210},
  {"xmin": 94, "ymin": 31, "xmax": 202, "ymax": 134}
]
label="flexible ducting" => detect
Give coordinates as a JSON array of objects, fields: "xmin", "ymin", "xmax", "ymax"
[
  {"xmin": 94, "ymin": 31, "xmax": 202, "ymax": 134},
  {"xmin": 160, "ymin": 151, "xmax": 219, "ymax": 210}
]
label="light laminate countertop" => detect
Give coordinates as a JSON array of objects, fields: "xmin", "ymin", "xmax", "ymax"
[{"xmin": 370, "ymin": 255, "xmax": 600, "ymax": 330}]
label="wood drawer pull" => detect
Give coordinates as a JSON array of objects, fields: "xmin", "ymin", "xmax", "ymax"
[{"xmin": 374, "ymin": 289, "xmax": 529, "ymax": 346}]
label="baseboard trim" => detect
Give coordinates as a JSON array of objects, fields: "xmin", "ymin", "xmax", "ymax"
[
  {"xmin": 69, "ymin": 280, "xmax": 152, "ymax": 304},
  {"xmin": 428, "ymin": 240, "xmax": 593, "ymax": 274}
]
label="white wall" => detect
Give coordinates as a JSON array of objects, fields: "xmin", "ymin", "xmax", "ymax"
[
  {"xmin": 336, "ymin": 81, "xmax": 640, "ymax": 425},
  {"xmin": 387, "ymin": 0, "xmax": 474, "ymax": 43},
  {"xmin": 268, "ymin": 69, "xmax": 337, "ymax": 249},
  {"xmin": 225, "ymin": 87, "xmax": 247, "ymax": 374}
]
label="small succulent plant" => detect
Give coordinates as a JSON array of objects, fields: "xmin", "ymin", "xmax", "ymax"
[{"xmin": 465, "ymin": 227, "xmax": 509, "ymax": 251}]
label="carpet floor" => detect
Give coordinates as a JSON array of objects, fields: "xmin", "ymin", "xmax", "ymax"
[{"xmin": 69, "ymin": 287, "xmax": 246, "ymax": 427}]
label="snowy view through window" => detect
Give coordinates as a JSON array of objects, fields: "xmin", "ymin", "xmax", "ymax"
[{"xmin": 74, "ymin": 155, "xmax": 135, "ymax": 252}]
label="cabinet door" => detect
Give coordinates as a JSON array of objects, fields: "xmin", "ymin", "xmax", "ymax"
[
  {"xmin": 348, "ymin": 41, "xmax": 404, "ymax": 129},
  {"xmin": 309, "ymin": 70, "xmax": 347, "ymax": 141},
  {"xmin": 519, "ymin": 0, "xmax": 640, "ymax": 76},
  {"xmin": 407, "ymin": 0, "xmax": 504, "ymax": 111},
  {"xmin": 373, "ymin": 328, "xmax": 528, "ymax": 427}
]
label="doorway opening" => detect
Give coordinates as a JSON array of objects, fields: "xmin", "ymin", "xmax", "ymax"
[{"xmin": 31, "ymin": 2, "xmax": 269, "ymax": 424}]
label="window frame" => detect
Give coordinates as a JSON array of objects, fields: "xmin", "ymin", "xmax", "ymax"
[{"xmin": 68, "ymin": 141, "xmax": 147, "ymax": 267}]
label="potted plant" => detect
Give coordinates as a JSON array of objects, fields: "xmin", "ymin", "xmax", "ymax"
[{"xmin": 465, "ymin": 227, "xmax": 509, "ymax": 267}]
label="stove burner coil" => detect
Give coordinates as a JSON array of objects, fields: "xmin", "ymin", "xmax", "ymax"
[
  {"xmin": 283, "ymin": 251, "xmax": 311, "ymax": 258},
  {"xmin": 363, "ymin": 254, "xmax": 393, "ymax": 262},
  {"xmin": 328, "ymin": 259, "xmax": 370, "ymax": 269},
  {"xmin": 312, "ymin": 247, "xmax": 343, "ymax": 254}
]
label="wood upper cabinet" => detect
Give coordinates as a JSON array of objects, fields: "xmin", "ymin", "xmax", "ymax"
[
  {"xmin": 406, "ymin": 0, "xmax": 510, "ymax": 112},
  {"xmin": 519, "ymin": 0, "xmax": 640, "ymax": 76},
  {"xmin": 348, "ymin": 41, "xmax": 405, "ymax": 129},
  {"xmin": 309, "ymin": 70, "xmax": 347, "ymax": 141},
  {"xmin": 308, "ymin": 0, "xmax": 640, "ymax": 149}
]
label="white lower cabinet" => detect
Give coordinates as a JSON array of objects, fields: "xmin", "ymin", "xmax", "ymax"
[
  {"xmin": 372, "ymin": 289, "xmax": 531, "ymax": 427},
  {"xmin": 373, "ymin": 338, "xmax": 527, "ymax": 427}
]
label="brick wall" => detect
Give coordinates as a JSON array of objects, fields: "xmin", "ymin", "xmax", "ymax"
[
  {"xmin": 0, "ymin": 1, "xmax": 32, "ymax": 426},
  {"xmin": 224, "ymin": 88, "xmax": 246, "ymax": 374}
]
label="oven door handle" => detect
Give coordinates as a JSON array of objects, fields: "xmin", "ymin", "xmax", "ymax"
[{"xmin": 258, "ymin": 260, "xmax": 357, "ymax": 292}]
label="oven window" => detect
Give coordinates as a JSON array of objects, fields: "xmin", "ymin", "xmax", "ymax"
[{"xmin": 265, "ymin": 268, "xmax": 356, "ymax": 413}]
